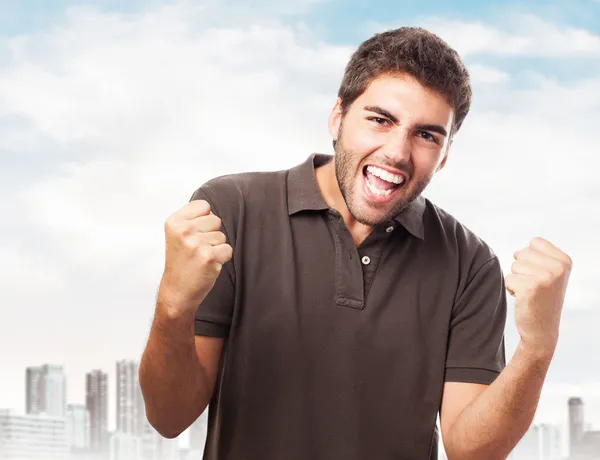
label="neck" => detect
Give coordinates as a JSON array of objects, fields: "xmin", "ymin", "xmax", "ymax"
[{"xmin": 315, "ymin": 159, "xmax": 374, "ymax": 246}]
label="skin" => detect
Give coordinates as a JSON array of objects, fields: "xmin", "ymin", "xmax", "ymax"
[{"xmin": 318, "ymin": 72, "xmax": 573, "ymax": 459}]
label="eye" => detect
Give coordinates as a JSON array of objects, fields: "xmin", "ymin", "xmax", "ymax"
[
  {"xmin": 368, "ymin": 117, "xmax": 390, "ymax": 126},
  {"xmin": 417, "ymin": 131, "xmax": 438, "ymax": 144}
]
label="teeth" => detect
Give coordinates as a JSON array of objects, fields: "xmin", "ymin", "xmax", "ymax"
[
  {"xmin": 365, "ymin": 177, "xmax": 394, "ymax": 197},
  {"xmin": 366, "ymin": 165, "xmax": 404, "ymax": 185}
]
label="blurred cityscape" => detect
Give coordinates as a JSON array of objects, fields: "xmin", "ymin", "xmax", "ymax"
[
  {"xmin": 1, "ymin": 361, "xmax": 599, "ymax": 459},
  {"xmin": 0, "ymin": 361, "xmax": 207, "ymax": 460}
]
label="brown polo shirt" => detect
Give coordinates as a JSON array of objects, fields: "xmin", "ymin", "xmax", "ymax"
[{"xmin": 190, "ymin": 153, "xmax": 507, "ymax": 460}]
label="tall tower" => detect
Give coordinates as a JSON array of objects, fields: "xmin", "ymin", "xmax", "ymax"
[
  {"xmin": 25, "ymin": 364, "xmax": 67, "ymax": 417},
  {"xmin": 568, "ymin": 397, "xmax": 584, "ymax": 454},
  {"xmin": 86, "ymin": 369, "xmax": 109, "ymax": 452},
  {"xmin": 116, "ymin": 360, "xmax": 146, "ymax": 436},
  {"xmin": 25, "ymin": 366, "xmax": 44, "ymax": 415}
]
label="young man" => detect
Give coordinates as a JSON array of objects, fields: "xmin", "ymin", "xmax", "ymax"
[{"xmin": 139, "ymin": 27, "xmax": 572, "ymax": 459}]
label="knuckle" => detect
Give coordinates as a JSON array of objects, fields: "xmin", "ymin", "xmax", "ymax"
[
  {"xmin": 193, "ymin": 199, "xmax": 211, "ymax": 213},
  {"xmin": 216, "ymin": 231, "xmax": 227, "ymax": 244},
  {"xmin": 197, "ymin": 245, "xmax": 216, "ymax": 264},
  {"xmin": 530, "ymin": 236, "xmax": 544, "ymax": 246},
  {"xmin": 564, "ymin": 254, "xmax": 573, "ymax": 268},
  {"xmin": 181, "ymin": 235, "xmax": 198, "ymax": 251},
  {"xmin": 211, "ymin": 215, "xmax": 222, "ymax": 228},
  {"xmin": 164, "ymin": 214, "xmax": 177, "ymax": 232},
  {"xmin": 549, "ymin": 260, "xmax": 563, "ymax": 276},
  {"xmin": 538, "ymin": 271, "xmax": 554, "ymax": 287}
]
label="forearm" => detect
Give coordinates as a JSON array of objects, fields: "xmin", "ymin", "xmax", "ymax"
[
  {"xmin": 444, "ymin": 341, "xmax": 554, "ymax": 460},
  {"xmin": 139, "ymin": 294, "xmax": 209, "ymax": 438}
]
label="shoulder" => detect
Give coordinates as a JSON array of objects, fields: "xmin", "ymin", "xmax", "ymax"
[
  {"xmin": 189, "ymin": 167, "xmax": 289, "ymax": 237},
  {"xmin": 192, "ymin": 168, "xmax": 285, "ymax": 205},
  {"xmin": 423, "ymin": 198, "xmax": 499, "ymax": 271}
]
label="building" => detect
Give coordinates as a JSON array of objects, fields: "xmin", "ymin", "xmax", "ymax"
[
  {"xmin": 141, "ymin": 421, "xmax": 180, "ymax": 460},
  {"xmin": 509, "ymin": 423, "xmax": 562, "ymax": 460},
  {"xmin": 66, "ymin": 403, "xmax": 90, "ymax": 450},
  {"xmin": 26, "ymin": 364, "xmax": 67, "ymax": 417},
  {"xmin": 116, "ymin": 359, "xmax": 146, "ymax": 437},
  {"xmin": 25, "ymin": 366, "xmax": 43, "ymax": 415},
  {"xmin": 87, "ymin": 369, "xmax": 109, "ymax": 453},
  {"xmin": 0, "ymin": 409, "xmax": 69, "ymax": 459},
  {"xmin": 567, "ymin": 396, "xmax": 600, "ymax": 459},
  {"xmin": 569, "ymin": 397, "xmax": 585, "ymax": 453},
  {"xmin": 109, "ymin": 430, "xmax": 143, "ymax": 460},
  {"xmin": 578, "ymin": 430, "xmax": 600, "ymax": 458}
]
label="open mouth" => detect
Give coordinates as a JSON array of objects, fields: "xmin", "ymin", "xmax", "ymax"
[{"xmin": 362, "ymin": 165, "xmax": 406, "ymax": 203}]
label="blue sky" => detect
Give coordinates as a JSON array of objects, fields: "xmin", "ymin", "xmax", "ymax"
[
  {"xmin": 1, "ymin": 0, "xmax": 600, "ymax": 457},
  {"xmin": 3, "ymin": 0, "xmax": 600, "ymax": 38}
]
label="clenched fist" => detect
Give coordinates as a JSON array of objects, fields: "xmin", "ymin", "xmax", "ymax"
[
  {"xmin": 159, "ymin": 199, "xmax": 233, "ymax": 316},
  {"xmin": 505, "ymin": 237, "xmax": 573, "ymax": 355}
]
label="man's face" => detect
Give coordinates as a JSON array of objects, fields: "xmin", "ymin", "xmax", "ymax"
[{"xmin": 329, "ymin": 73, "xmax": 454, "ymax": 226}]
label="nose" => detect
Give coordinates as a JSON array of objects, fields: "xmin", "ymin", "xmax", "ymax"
[{"xmin": 381, "ymin": 129, "xmax": 412, "ymax": 165}]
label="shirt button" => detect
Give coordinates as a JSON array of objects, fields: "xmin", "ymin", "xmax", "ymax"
[
  {"xmin": 361, "ymin": 256, "xmax": 371, "ymax": 265},
  {"xmin": 386, "ymin": 226, "xmax": 394, "ymax": 233}
]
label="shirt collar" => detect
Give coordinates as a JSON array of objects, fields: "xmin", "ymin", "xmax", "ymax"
[{"xmin": 287, "ymin": 153, "xmax": 426, "ymax": 240}]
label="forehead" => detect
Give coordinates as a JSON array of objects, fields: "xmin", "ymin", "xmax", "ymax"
[{"xmin": 353, "ymin": 74, "xmax": 454, "ymax": 124}]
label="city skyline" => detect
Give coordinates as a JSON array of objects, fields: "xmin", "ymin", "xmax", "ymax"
[{"xmin": 2, "ymin": 358, "xmax": 207, "ymax": 455}]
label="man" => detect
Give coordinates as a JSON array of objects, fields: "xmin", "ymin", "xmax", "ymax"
[{"xmin": 139, "ymin": 27, "xmax": 572, "ymax": 459}]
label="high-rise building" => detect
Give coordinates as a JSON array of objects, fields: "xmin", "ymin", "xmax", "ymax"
[
  {"xmin": 25, "ymin": 366, "xmax": 43, "ymax": 415},
  {"xmin": 141, "ymin": 421, "xmax": 180, "ymax": 460},
  {"xmin": 510, "ymin": 423, "xmax": 562, "ymax": 460},
  {"xmin": 66, "ymin": 403, "xmax": 90, "ymax": 450},
  {"xmin": 86, "ymin": 369, "xmax": 109, "ymax": 453},
  {"xmin": 0, "ymin": 409, "xmax": 69, "ymax": 459},
  {"xmin": 569, "ymin": 397, "xmax": 585, "ymax": 453},
  {"xmin": 567, "ymin": 396, "xmax": 600, "ymax": 459},
  {"xmin": 109, "ymin": 430, "xmax": 143, "ymax": 460},
  {"xmin": 25, "ymin": 364, "xmax": 67, "ymax": 417},
  {"xmin": 116, "ymin": 360, "xmax": 146, "ymax": 437}
]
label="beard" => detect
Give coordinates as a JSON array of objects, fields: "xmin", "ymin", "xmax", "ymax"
[{"xmin": 333, "ymin": 128, "xmax": 431, "ymax": 227}]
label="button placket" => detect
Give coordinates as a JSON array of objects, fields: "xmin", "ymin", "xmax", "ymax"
[
  {"xmin": 328, "ymin": 210, "xmax": 364, "ymax": 309},
  {"xmin": 359, "ymin": 225, "xmax": 393, "ymax": 301}
]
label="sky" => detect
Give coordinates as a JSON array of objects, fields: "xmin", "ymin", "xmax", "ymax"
[{"xmin": 0, "ymin": 0, "xmax": 599, "ymax": 456}]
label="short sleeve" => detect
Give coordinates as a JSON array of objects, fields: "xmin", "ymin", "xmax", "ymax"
[
  {"xmin": 189, "ymin": 187, "xmax": 235, "ymax": 338},
  {"xmin": 445, "ymin": 256, "xmax": 507, "ymax": 385}
]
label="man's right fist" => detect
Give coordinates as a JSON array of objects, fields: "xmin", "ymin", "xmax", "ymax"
[{"xmin": 159, "ymin": 199, "xmax": 233, "ymax": 316}]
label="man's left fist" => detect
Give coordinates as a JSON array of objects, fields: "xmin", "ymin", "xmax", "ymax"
[{"xmin": 505, "ymin": 237, "xmax": 573, "ymax": 355}]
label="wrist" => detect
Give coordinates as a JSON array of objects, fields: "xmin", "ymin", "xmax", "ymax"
[
  {"xmin": 516, "ymin": 339, "xmax": 556, "ymax": 365},
  {"xmin": 157, "ymin": 284, "xmax": 201, "ymax": 321}
]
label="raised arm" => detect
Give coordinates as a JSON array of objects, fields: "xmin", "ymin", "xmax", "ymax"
[{"xmin": 139, "ymin": 199, "xmax": 233, "ymax": 438}]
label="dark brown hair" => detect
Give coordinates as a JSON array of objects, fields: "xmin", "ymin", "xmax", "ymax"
[{"xmin": 337, "ymin": 27, "xmax": 471, "ymax": 140}]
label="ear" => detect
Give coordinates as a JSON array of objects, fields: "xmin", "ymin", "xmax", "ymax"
[
  {"xmin": 436, "ymin": 139, "xmax": 452, "ymax": 172},
  {"xmin": 328, "ymin": 98, "xmax": 343, "ymax": 142}
]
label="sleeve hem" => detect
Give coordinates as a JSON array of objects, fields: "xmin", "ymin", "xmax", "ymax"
[
  {"xmin": 194, "ymin": 319, "xmax": 229, "ymax": 338},
  {"xmin": 444, "ymin": 367, "xmax": 500, "ymax": 385}
]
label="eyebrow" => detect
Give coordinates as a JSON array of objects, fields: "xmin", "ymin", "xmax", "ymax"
[{"xmin": 363, "ymin": 105, "xmax": 448, "ymax": 137}]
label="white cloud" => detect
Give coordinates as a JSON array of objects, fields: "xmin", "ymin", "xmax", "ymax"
[
  {"xmin": 368, "ymin": 14, "xmax": 600, "ymax": 58},
  {"xmin": 467, "ymin": 63, "xmax": 511, "ymax": 84}
]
